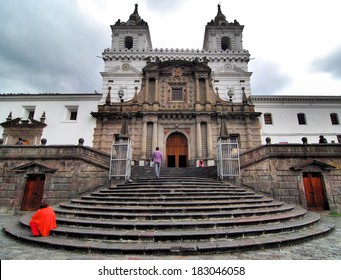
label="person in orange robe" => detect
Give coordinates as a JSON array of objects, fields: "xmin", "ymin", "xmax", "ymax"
[{"xmin": 29, "ymin": 202, "xmax": 57, "ymax": 237}]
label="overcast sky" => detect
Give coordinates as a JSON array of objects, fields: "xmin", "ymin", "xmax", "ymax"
[{"xmin": 1, "ymin": 0, "xmax": 341, "ymax": 96}]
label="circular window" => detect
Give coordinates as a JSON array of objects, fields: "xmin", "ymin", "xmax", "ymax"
[{"xmin": 122, "ymin": 63, "xmax": 130, "ymax": 71}]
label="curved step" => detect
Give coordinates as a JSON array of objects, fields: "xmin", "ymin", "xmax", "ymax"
[
  {"xmin": 53, "ymin": 203, "xmax": 292, "ymax": 221},
  {"xmin": 58, "ymin": 200, "xmax": 284, "ymax": 214},
  {"xmin": 3, "ymin": 177, "xmax": 336, "ymax": 255},
  {"xmin": 4, "ymin": 215, "xmax": 335, "ymax": 254},
  {"xmin": 17, "ymin": 211, "xmax": 320, "ymax": 242},
  {"xmin": 42, "ymin": 207, "xmax": 308, "ymax": 230}
]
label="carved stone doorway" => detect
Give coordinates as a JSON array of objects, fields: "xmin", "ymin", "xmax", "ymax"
[{"xmin": 166, "ymin": 132, "xmax": 188, "ymax": 167}]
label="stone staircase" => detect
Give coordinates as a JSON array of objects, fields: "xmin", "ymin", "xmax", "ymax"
[
  {"xmin": 4, "ymin": 170, "xmax": 335, "ymax": 255},
  {"xmin": 130, "ymin": 166, "xmax": 218, "ymax": 180}
]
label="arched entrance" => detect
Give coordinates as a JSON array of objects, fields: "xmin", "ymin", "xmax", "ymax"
[{"xmin": 166, "ymin": 132, "xmax": 188, "ymax": 167}]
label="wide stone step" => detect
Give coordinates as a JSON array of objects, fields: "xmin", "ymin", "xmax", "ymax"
[
  {"xmin": 106, "ymin": 185, "xmax": 241, "ymax": 191},
  {"xmin": 53, "ymin": 203, "xmax": 291, "ymax": 221},
  {"xmin": 58, "ymin": 199, "xmax": 281, "ymax": 213},
  {"xmin": 43, "ymin": 207, "xmax": 307, "ymax": 230},
  {"xmin": 119, "ymin": 177, "xmax": 223, "ymax": 188},
  {"xmin": 17, "ymin": 211, "xmax": 318, "ymax": 241},
  {"xmin": 4, "ymin": 215, "xmax": 334, "ymax": 254},
  {"xmin": 82, "ymin": 193, "xmax": 257, "ymax": 202},
  {"xmin": 68, "ymin": 195, "xmax": 268, "ymax": 207}
]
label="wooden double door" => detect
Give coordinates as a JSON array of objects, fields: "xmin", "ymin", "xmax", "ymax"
[
  {"xmin": 303, "ymin": 172, "xmax": 328, "ymax": 210},
  {"xmin": 21, "ymin": 174, "xmax": 45, "ymax": 211},
  {"xmin": 166, "ymin": 133, "xmax": 188, "ymax": 167}
]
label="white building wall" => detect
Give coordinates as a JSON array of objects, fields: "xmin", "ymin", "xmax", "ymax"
[
  {"xmin": 253, "ymin": 96, "xmax": 341, "ymax": 144},
  {"xmin": 0, "ymin": 94, "xmax": 101, "ymax": 146}
]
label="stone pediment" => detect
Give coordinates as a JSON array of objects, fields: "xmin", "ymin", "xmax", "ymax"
[
  {"xmin": 0, "ymin": 118, "xmax": 46, "ymax": 128},
  {"xmin": 214, "ymin": 64, "xmax": 249, "ymax": 75},
  {"xmin": 12, "ymin": 161, "xmax": 57, "ymax": 174},
  {"xmin": 101, "ymin": 64, "xmax": 141, "ymax": 77},
  {"xmin": 290, "ymin": 160, "xmax": 336, "ymax": 171}
]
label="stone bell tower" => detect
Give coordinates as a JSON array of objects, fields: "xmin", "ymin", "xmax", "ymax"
[
  {"xmin": 203, "ymin": 4, "xmax": 252, "ymax": 104},
  {"xmin": 99, "ymin": 4, "xmax": 152, "ymax": 104},
  {"xmin": 203, "ymin": 4, "xmax": 244, "ymax": 52}
]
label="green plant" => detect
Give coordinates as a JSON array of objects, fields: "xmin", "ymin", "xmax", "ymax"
[{"xmin": 329, "ymin": 211, "xmax": 341, "ymax": 217}]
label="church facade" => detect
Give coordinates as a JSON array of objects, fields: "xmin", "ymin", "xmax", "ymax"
[
  {"xmin": 91, "ymin": 4, "xmax": 261, "ymax": 167},
  {"xmin": 1, "ymin": 5, "xmax": 341, "ymax": 212},
  {"xmin": 1, "ymin": 4, "xmax": 341, "ymax": 159}
]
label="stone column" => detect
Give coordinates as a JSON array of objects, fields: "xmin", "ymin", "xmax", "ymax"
[
  {"xmin": 141, "ymin": 120, "xmax": 148, "ymax": 158},
  {"xmin": 152, "ymin": 120, "xmax": 158, "ymax": 151},
  {"xmin": 154, "ymin": 76, "xmax": 159, "ymax": 102},
  {"xmin": 245, "ymin": 118, "xmax": 253, "ymax": 149},
  {"xmin": 205, "ymin": 78, "xmax": 210, "ymax": 103},
  {"xmin": 195, "ymin": 77, "xmax": 200, "ymax": 102},
  {"xmin": 144, "ymin": 78, "xmax": 149, "ymax": 102},
  {"xmin": 196, "ymin": 120, "xmax": 202, "ymax": 158},
  {"xmin": 207, "ymin": 121, "xmax": 213, "ymax": 158}
]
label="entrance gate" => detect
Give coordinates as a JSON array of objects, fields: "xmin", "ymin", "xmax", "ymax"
[
  {"xmin": 166, "ymin": 133, "xmax": 188, "ymax": 167},
  {"xmin": 109, "ymin": 139, "xmax": 132, "ymax": 180},
  {"xmin": 216, "ymin": 139, "xmax": 240, "ymax": 179},
  {"xmin": 21, "ymin": 174, "xmax": 45, "ymax": 211},
  {"xmin": 303, "ymin": 172, "xmax": 328, "ymax": 210}
]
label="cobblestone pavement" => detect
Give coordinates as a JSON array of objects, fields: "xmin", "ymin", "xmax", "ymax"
[{"xmin": 1, "ymin": 212, "xmax": 341, "ymax": 260}]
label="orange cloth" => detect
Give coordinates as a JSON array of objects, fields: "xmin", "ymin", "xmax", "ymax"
[{"xmin": 30, "ymin": 206, "xmax": 57, "ymax": 237}]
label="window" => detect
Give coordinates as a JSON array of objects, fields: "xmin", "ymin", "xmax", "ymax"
[
  {"xmin": 330, "ymin": 113, "xmax": 339, "ymax": 125},
  {"xmin": 28, "ymin": 110, "xmax": 35, "ymax": 119},
  {"xmin": 264, "ymin": 113, "xmax": 273, "ymax": 125},
  {"xmin": 172, "ymin": 87, "xmax": 183, "ymax": 101},
  {"xmin": 337, "ymin": 135, "xmax": 341, "ymax": 143},
  {"xmin": 124, "ymin": 36, "xmax": 133, "ymax": 49},
  {"xmin": 221, "ymin": 37, "xmax": 231, "ymax": 51},
  {"xmin": 65, "ymin": 106, "xmax": 78, "ymax": 121},
  {"xmin": 22, "ymin": 106, "xmax": 35, "ymax": 120},
  {"xmin": 297, "ymin": 113, "xmax": 306, "ymax": 125},
  {"xmin": 70, "ymin": 111, "xmax": 78, "ymax": 120}
]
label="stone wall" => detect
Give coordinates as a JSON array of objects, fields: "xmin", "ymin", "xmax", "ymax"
[
  {"xmin": 0, "ymin": 145, "xmax": 110, "ymax": 211},
  {"xmin": 240, "ymin": 144, "xmax": 341, "ymax": 212}
]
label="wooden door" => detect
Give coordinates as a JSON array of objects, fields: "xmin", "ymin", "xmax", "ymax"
[
  {"xmin": 166, "ymin": 133, "xmax": 188, "ymax": 167},
  {"xmin": 303, "ymin": 173, "xmax": 328, "ymax": 210},
  {"xmin": 21, "ymin": 174, "xmax": 45, "ymax": 211}
]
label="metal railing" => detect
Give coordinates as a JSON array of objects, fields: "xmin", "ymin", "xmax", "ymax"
[
  {"xmin": 109, "ymin": 139, "xmax": 132, "ymax": 180},
  {"xmin": 216, "ymin": 138, "xmax": 240, "ymax": 179}
]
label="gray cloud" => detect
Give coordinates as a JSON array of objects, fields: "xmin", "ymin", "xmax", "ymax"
[
  {"xmin": 311, "ymin": 46, "xmax": 341, "ymax": 79},
  {"xmin": 0, "ymin": 0, "xmax": 107, "ymax": 93},
  {"xmin": 249, "ymin": 59, "xmax": 292, "ymax": 95}
]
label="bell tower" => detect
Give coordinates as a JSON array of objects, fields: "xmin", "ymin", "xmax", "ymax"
[
  {"xmin": 203, "ymin": 4, "xmax": 244, "ymax": 52},
  {"xmin": 110, "ymin": 4, "xmax": 152, "ymax": 51},
  {"xmin": 202, "ymin": 4, "xmax": 252, "ymax": 103},
  {"xmin": 100, "ymin": 4, "xmax": 152, "ymax": 104}
]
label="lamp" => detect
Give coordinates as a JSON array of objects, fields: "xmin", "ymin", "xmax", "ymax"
[
  {"xmin": 227, "ymin": 88, "xmax": 234, "ymax": 102},
  {"xmin": 118, "ymin": 89, "xmax": 124, "ymax": 102}
]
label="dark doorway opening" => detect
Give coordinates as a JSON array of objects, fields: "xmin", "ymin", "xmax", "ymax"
[
  {"xmin": 179, "ymin": 155, "xmax": 187, "ymax": 167},
  {"xmin": 167, "ymin": 155, "xmax": 176, "ymax": 167}
]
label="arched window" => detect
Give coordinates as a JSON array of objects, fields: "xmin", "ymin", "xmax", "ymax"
[
  {"xmin": 124, "ymin": 36, "xmax": 133, "ymax": 49},
  {"xmin": 221, "ymin": 37, "xmax": 231, "ymax": 51}
]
